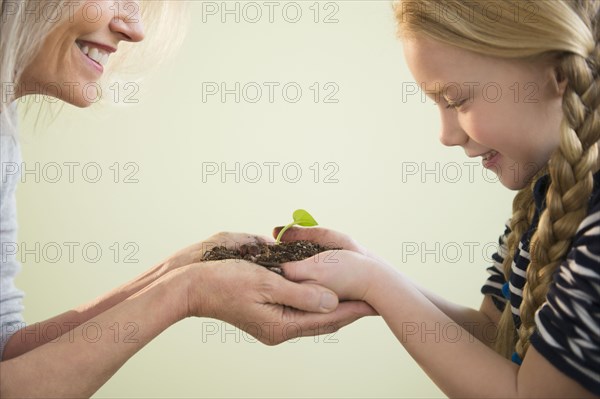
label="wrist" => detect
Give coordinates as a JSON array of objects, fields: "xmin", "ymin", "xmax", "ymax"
[
  {"xmin": 363, "ymin": 258, "xmax": 396, "ymax": 305},
  {"xmin": 173, "ymin": 263, "xmax": 215, "ymax": 319},
  {"xmin": 160, "ymin": 264, "xmax": 206, "ymax": 321}
]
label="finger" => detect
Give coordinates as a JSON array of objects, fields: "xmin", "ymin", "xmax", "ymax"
[
  {"xmin": 204, "ymin": 232, "xmax": 275, "ymax": 251},
  {"xmin": 270, "ymin": 279, "xmax": 339, "ymax": 313},
  {"xmin": 336, "ymin": 301, "xmax": 378, "ymax": 318},
  {"xmin": 272, "ymin": 226, "xmax": 354, "ymax": 250},
  {"xmin": 285, "ymin": 301, "xmax": 378, "ymax": 339},
  {"xmin": 223, "ymin": 233, "xmax": 274, "ymax": 249},
  {"xmin": 279, "ymin": 256, "xmax": 325, "ymax": 282}
]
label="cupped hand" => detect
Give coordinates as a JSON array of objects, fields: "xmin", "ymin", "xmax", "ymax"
[
  {"xmin": 279, "ymin": 249, "xmax": 380, "ymax": 302},
  {"xmin": 156, "ymin": 232, "xmax": 273, "ymax": 276},
  {"xmin": 183, "ymin": 259, "xmax": 376, "ymax": 345},
  {"xmin": 272, "ymin": 226, "xmax": 386, "ymax": 263},
  {"xmin": 272, "ymin": 226, "xmax": 391, "ymax": 304}
]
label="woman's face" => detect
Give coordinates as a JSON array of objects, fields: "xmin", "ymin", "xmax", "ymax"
[
  {"xmin": 402, "ymin": 36, "xmax": 566, "ymax": 190},
  {"xmin": 18, "ymin": 1, "xmax": 144, "ymax": 107}
]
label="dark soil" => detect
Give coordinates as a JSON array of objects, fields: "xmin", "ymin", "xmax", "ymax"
[{"xmin": 201, "ymin": 240, "xmax": 339, "ymax": 275}]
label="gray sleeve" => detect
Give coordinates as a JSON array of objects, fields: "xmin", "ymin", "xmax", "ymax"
[{"xmin": 0, "ymin": 133, "xmax": 26, "ymax": 359}]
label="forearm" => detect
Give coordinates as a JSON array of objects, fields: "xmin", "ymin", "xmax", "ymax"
[
  {"xmin": 0, "ymin": 268, "xmax": 188, "ymax": 398},
  {"xmin": 403, "ymin": 275, "xmax": 497, "ymax": 346},
  {"xmin": 3, "ymin": 261, "xmax": 170, "ymax": 360},
  {"xmin": 366, "ymin": 266, "xmax": 519, "ymax": 398}
]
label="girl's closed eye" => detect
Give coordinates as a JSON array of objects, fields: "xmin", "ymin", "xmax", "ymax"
[
  {"xmin": 444, "ymin": 98, "xmax": 467, "ymax": 110},
  {"xmin": 429, "ymin": 98, "xmax": 467, "ymax": 110}
]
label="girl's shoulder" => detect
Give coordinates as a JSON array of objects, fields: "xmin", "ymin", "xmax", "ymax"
[
  {"xmin": 589, "ymin": 168, "xmax": 600, "ymax": 213},
  {"xmin": 565, "ymin": 167, "xmax": 599, "ymax": 272},
  {"xmin": 574, "ymin": 168, "xmax": 600, "ymax": 243},
  {"xmin": 529, "ymin": 169, "xmax": 600, "ymax": 396}
]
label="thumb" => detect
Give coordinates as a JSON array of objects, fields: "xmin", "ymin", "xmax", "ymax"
[
  {"xmin": 271, "ymin": 278, "xmax": 339, "ymax": 313},
  {"xmin": 279, "ymin": 256, "xmax": 323, "ymax": 283}
]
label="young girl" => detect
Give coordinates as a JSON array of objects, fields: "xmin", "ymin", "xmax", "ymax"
[
  {"xmin": 276, "ymin": 0, "xmax": 600, "ymax": 397},
  {"xmin": 0, "ymin": 1, "xmax": 371, "ymax": 396}
]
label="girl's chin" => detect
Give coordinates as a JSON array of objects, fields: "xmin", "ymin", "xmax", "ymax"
[
  {"xmin": 484, "ymin": 156, "xmax": 543, "ymax": 190},
  {"xmin": 499, "ymin": 178, "xmax": 528, "ymax": 191},
  {"xmin": 498, "ymin": 166, "xmax": 543, "ymax": 191}
]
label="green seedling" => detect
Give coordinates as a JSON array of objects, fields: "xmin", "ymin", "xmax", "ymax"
[{"xmin": 275, "ymin": 209, "xmax": 318, "ymax": 244}]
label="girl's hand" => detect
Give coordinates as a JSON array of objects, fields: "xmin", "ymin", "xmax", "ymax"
[
  {"xmin": 271, "ymin": 226, "xmax": 392, "ymax": 304},
  {"xmin": 280, "ymin": 249, "xmax": 381, "ymax": 302},
  {"xmin": 181, "ymin": 259, "xmax": 376, "ymax": 345},
  {"xmin": 272, "ymin": 226, "xmax": 385, "ymax": 263}
]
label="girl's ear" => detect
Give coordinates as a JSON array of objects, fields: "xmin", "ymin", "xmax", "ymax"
[{"xmin": 553, "ymin": 66, "xmax": 568, "ymax": 96}]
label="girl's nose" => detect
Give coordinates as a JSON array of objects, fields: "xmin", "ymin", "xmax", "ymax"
[{"xmin": 438, "ymin": 112, "xmax": 467, "ymax": 147}]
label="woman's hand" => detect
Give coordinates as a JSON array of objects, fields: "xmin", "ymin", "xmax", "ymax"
[
  {"xmin": 1, "ymin": 232, "xmax": 277, "ymax": 360},
  {"xmin": 155, "ymin": 232, "xmax": 274, "ymax": 276},
  {"xmin": 182, "ymin": 259, "xmax": 376, "ymax": 345}
]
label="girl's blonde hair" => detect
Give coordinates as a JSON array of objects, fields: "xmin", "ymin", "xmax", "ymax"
[
  {"xmin": 0, "ymin": 0, "xmax": 189, "ymax": 133},
  {"xmin": 394, "ymin": 0, "xmax": 600, "ymax": 359}
]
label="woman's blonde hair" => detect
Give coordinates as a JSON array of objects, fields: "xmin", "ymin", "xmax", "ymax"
[
  {"xmin": 0, "ymin": 0, "xmax": 189, "ymax": 133},
  {"xmin": 394, "ymin": 0, "xmax": 600, "ymax": 359}
]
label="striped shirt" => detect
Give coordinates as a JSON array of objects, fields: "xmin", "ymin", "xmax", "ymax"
[{"xmin": 481, "ymin": 170, "xmax": 600, "ymax": 395}]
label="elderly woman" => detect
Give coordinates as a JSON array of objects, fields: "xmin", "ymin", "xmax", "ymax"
[{"xmin": 0, "ymin": 1, "xmax": 372, "ymax": 396}]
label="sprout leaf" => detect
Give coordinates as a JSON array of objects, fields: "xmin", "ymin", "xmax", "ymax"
[
  {"xmin": 275, "ymin": 209, "xmax": 319, "ymax": 244},
  {"xmin": 292, "ymin": 209, "xmax": 318, "ymax": 227}
]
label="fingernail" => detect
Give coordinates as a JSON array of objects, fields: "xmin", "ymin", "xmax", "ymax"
[{"xmin": 320, "ymin": 292, "xmax": 337, "ymax": 311}]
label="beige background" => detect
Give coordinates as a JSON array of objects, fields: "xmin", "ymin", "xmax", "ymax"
[{"xmin": 15, "ymin": 1, "xmax": 514, "ymax": 397}]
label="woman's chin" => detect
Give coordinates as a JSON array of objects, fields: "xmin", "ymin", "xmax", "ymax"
[{"xmin": 55, "ymin": 95, "xmax": 95, "ymax": 108}]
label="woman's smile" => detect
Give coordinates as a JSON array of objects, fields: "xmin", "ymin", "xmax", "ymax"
[{"xmin": 74, "ymin": 39, "xmax": 115, "ymax": 75}]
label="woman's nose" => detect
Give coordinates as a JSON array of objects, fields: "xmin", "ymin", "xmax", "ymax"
[{"xmin": 109, "ymin": 1, "xmax": 145, "ymax": 42}]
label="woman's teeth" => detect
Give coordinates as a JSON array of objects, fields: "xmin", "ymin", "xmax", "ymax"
[{"xmin": 76, "ymin": 41, "xmax": 109, "ymax": 66}]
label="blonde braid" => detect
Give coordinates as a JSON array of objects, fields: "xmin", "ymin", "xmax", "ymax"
[
  {"xmin": 516, "ymin": 1, "xmax": 600, "ymax": 359},
  {"xmin": 493, "ymin": 175, "xmax": 539, "ymax": 358}
]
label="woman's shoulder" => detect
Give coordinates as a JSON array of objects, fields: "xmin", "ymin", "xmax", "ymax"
[{"xmin": 0, "ymin": 134, "xmax": 22, "ymax": 196}]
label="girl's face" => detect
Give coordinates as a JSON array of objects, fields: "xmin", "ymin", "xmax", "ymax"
[
  {"xmin": 18, "ymin": 1, "xmax": 144, "ymax": 107},
  {"xmin": 403, "ymin": 36, "xmax": 566, "ymax": 190}
]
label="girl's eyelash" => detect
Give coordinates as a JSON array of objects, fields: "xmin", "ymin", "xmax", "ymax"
[
  {"xmin": 444, "ymin": 99, "xmax": 466, "ymax": 110},
  {"xmin": 430, "ymin": 99, "xmax": 467, "ymax": 109}
]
